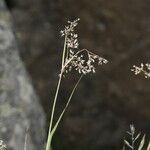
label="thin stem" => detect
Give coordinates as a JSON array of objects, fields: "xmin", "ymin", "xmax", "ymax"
[
  {"xmin": 62, "ymin": 35, "xmax": 67, "ymax": 68},
  {"xmin": 122, "ymin": 144, "xmax": 126, "ymax": 150},
  {"xmin": 46, "ymin": 34, "xmax": 67, "ymax": 150},
  {"xmin": 46, "ymin": 74, "xmax": 63, "ymax": 150},
  {"xmin": 50, "ymin": 75, "xmax": 83, "ymax": 138},
  {"xmin": 66, "ymin": 46, "xmax": 69, "ymax": 60},
  {"xmin": 131, "ymin": 133, "xmax": 134, "ymax": 150}
]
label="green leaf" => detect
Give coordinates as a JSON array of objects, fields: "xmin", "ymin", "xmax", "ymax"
[
  {"xmin": 124, "ymin": 140, "xmax": 132, "ymax": 149},
  {"xmin": 147, "ymin": 141, "xmax": 150, "ymax": 150},
  {"xmin": 138, "ymin": 135, "xmax": 145, "ymax": 150},
  {"xmin": 134, "ymin": 133, "xmax": 141, "ymax": 142}
]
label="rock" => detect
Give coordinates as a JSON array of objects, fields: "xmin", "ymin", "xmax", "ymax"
[{"xmin": 0, "ymin": 1, "xmax": 45, "ymax": 150}]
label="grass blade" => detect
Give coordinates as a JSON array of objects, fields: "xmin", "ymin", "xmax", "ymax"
[
  {"xmin": 147, "ymin": 142, "xmax": 150, "ymax": 150},
  {"xmin": 124, "ymin": 140, "xmax": 132, "ymax": 149},
  {"xmin": 138, "ymin": 135, "xmax": 145, "ymax": 150}
]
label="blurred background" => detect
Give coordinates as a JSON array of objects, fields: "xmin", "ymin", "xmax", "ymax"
[{"xmin": 2, "ymin": 0, "xmax": 150, "ymax": 149}]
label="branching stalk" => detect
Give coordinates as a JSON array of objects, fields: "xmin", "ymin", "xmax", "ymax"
[{"xmin": 45, "ymin": 19, "xmax": 107, "ymax": 150}]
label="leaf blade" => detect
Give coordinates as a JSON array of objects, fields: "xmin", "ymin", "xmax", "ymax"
[{"xmin": 138, "ymin": 135, "xmax": 145, "ymax": 150}]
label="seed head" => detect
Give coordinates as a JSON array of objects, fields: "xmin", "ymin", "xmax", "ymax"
[{"xmin": 60, "ymin": 19, "xmax": 108, "ymax": 76}]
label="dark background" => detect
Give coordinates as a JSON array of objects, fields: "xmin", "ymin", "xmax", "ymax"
[{"xmin": 5, "ymin": 0, "xmax": 150, "ymax": 149}]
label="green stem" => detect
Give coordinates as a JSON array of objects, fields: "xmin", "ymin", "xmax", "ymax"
[
  {"xmin": 50, "ymin": 75, "xmax": 83, "ymax": 139},
  {"xmin": 62, "ymin": 35, "xmax": 67, "ymax": 68},
  {"xmin": 24, "ymin": 128, "xmax": 29, "ymax": 150},
  {"xmin": 45, "ymin": 34, "xmax": 67, "ymax": 150},
  {"xmin": 131, "ymin": 133, "xmax": 134, "ymax": 150},
  {"xmin": 45, "ymin": 74, "xmax": 63, "ymax": 150}
]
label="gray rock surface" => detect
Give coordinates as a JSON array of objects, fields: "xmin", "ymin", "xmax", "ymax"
[{"xmin": 0, "ymin": 1, "xmax": 45, "ymax": 150}]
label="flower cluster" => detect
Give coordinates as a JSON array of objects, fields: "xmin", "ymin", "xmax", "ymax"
[
  {"xmin": 66, "ymin": 33, "xmax": 78, "ymax": 49},
  {"xmin": 60, "ymin": 18, "xmax": 80, "ymax": 37},
  {"xmin": 66, "ymin": 50, "xmax": 108, "ymax": 74},
  {"xmin": 131, "ymin": 63, "xmax": 150, "ymax": 78},
  {"xmin": 0, "ymin": 140, "xmax": 6, "ymax": 150},
  {"xmin": 60, "ymin": 19, "xmax": 108, "ymax": 75},
  {"xmin": 61, "ymin": 18, "xmax": 80, "ymax": 50}
]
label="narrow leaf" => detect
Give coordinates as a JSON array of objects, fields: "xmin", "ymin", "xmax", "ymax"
[
  {"xmin": 138, "ymin": 135, "xmax": 145, "ymax": 150},
  {"xmin": 124, "ymin": 140, "xmax": 133, "ymax": 149},
  {"xmin": 147, "ymin": 141, "xmax": 150, "ymax": 150},
  {"xmin": 127, "ymin": 131, "xmax": 132, "ymax": 135},
  {"xmin": 134, "ymin": 133, "xmax": 141, "ymax": 142},
  {"xmin": 122, "ymin": 144, "xmax": 126, "ymax": 150}
]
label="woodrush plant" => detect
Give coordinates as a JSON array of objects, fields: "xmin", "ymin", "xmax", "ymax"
[
  {"xmin": 45, "ymin": 18, "xmax": 108, "ymax": 150},
  {"xmin": 123, "ymin": 125, "xmax": 150, "ymax": 150}
]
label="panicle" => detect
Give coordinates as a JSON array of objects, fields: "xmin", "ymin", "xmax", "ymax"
[
  {"xmin": 60, "ymin": 18, "xmax": 108, "ymax": 76},
  {"xmin": 60, "ymin": 18, "xmax": 80, "ymax": 37},
  {"xmin": 64, "ymin": 49, "xmax": 108, "ymax": 75}
]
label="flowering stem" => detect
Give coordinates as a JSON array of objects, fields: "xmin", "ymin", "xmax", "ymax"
[
  {"xmin": 46, "ymin": 73, "xmax": 63, "ymax": 150},
  {"xmin": 45, "ymin": 18, "xmax": 108, "ymax": 150},
  {"xmin": 46, "ymin": 34, "xmax": 67, "ymax": 150}
]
